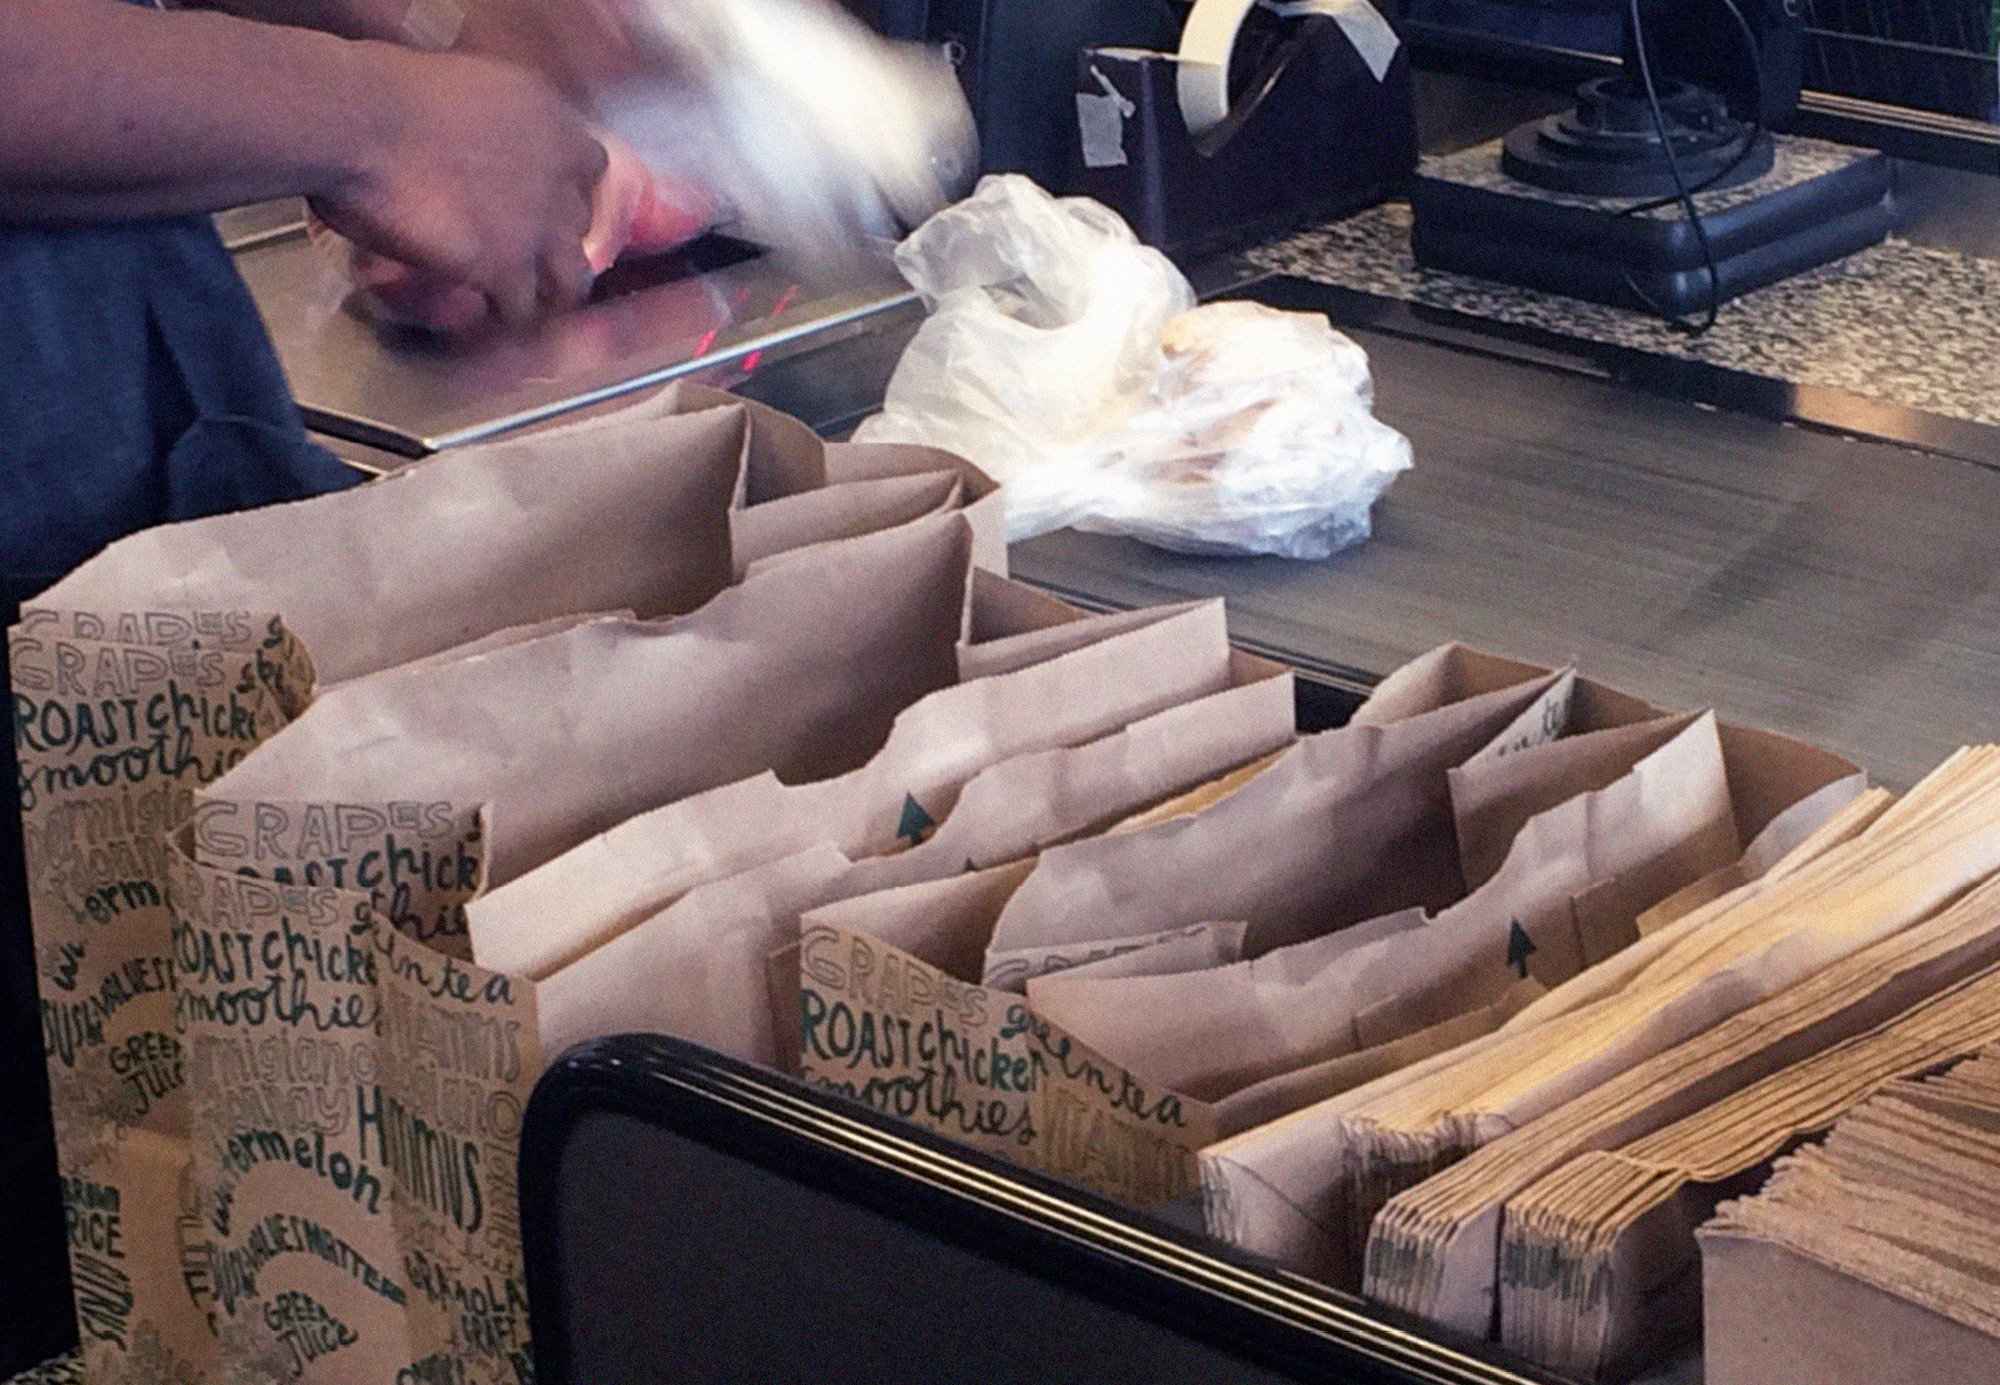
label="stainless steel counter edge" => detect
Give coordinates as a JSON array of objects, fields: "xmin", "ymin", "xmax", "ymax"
[{"xmin": 333, "ymin": 284, "xmax": 921, "ymax": 455}]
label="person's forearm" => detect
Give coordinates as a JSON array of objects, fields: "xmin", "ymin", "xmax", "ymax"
[
  {"xmin": 0, "ymin": 0, "xmax": 611, "ymax": 325},
  {"xmin": 0, "ymin": 0, "xmax": 411, "ymax": 221}
]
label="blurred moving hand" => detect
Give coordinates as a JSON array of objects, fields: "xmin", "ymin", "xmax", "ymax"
[
  {"xmin": 330, "ymin": 126, "xmax": 713, "ymax": 335},
  {"xmin": 307, "ymin": 45, "xmax": 615, "ymax": 327}
]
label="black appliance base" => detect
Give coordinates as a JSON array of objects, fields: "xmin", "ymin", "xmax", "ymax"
[{"xmin": 1410, "ymin": 148, "xmax": 1894, "ymax": 317}]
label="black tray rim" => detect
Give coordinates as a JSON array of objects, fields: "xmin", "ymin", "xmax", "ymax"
[{"xmin": 520, "ymin": 1032, "xmax": 1572, "ymax": 1385}]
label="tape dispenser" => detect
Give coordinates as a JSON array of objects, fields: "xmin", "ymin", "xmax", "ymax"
[
  {"xmin": 882, "ymin": 0, "xmax": 1415, "ymax": 257},
  {"xmin": 1072, "ymin": 0, "xmax": 1417, "ymax": 255}
]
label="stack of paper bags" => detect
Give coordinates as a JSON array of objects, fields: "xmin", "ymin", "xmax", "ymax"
[
  {"xmin": 447, "ymin": 585, "xmax": 1299, "ymax": 1211},
  {"xmin": 1181, "ymin": 741, "xmax": 2000, "ymax": 1375},
  {"xmin": 165, "ymin": 511, "xmax": 995, "ymax": 1385},
  {"xmin": 1008, "ymin": 655, "xmax": 1857, "ymax": 1106},
  {"xmin": 1143, "ymin": 669, "xmax": 1852, "ymax": 1278},
  {"xmin": 775, "ymin": 645, "xmax": 1856, "ymax": 1219},
  {"xmin": 1021, "ymin": 702, "xmax": 1734, "ymax": 1108},
  {"xmin": 462, "ymin": 589, "xmax": 1297, "ymax": 1055},
  {"xmin": 753, "ymin": 645, "xmax": 1567, "ymax": 1205},
  {"xmin": 1348, "ymin": 749, "xmax": 2000, "ymax": 1343},
  {"xmin": 1700, "ymin": 1045, "xmax": 2000, "ymax": 1385},
  {"xmin": 1497, "ymin": 871, "xmax": 2000, "ymax": 1378},
  {"xmin": 12, "ymin": 368, "xmax": 1902, "ymax": 1385},
  {"xmin": 132, "ymin": 468, "xmax": 1310, "ymax": 1376},
  {"xmin": 11, "ymin": 384, "xmax": 1003, "ymax": 1385},
  {"xmin": 775, "ymin": 648, "xmax": 1586, "ymax": 1203}
]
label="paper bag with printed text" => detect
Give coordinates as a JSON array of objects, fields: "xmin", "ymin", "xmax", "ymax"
[
  {"xmin": 11, "ymin": 387, "xmax": 994, "ymax": 1385},
  {"xmin": 797, "ymin": 919, "xmax": 1217, "ymax": 1207},
  {"xmin": 155, "ymin": 511, "xmax": 977, "ymax": 1385}
]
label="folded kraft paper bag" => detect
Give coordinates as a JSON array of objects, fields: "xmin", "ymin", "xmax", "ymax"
[{"xmin": 10, "ymin": 390, "xmax": 996, "ymax": 1385}]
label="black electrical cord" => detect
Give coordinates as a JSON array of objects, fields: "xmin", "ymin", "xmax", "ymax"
[
  {"xmin": 1611, "ymin": 0, "xmax": 1769, "ymax": 334},
  {"xmin": 1618, "ymin": 0, "xmax": 1769, "ymax": 215}
]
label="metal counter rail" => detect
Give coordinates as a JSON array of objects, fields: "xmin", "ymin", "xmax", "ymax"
[{"xmin": 235, "ymin": 222, "xmax": 921, "ymax": 457}]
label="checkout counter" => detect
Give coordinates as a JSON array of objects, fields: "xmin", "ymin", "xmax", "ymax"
[
  {"xmin": 187, "ymin": 32, "xmax": 2000, "ymax": 1385},
  {"xmin": 235, "ymin": 165, "xmax": 2000, "ymax": 792}
]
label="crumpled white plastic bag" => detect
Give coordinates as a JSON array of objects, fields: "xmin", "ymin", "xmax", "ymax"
[{"xmin": 856, "ymin": 175, "xmax": 1413, "ymax": 559}]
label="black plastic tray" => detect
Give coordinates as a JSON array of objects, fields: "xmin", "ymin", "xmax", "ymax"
[{"xmin": 520, "ymin": 1034, "xmax": 1569, "ymax": 1385}]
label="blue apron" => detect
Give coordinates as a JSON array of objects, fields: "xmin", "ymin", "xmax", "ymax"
[{"xmin": 0, "ymin": 212, "xmax": 362, "ymax": 1372}]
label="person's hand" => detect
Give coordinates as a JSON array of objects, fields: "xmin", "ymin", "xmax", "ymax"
[
  {"xmin": 310, "ymin": 42, "xmax": 608, "ymax": 327},
  {"xmin": 328, "ymin": 126, "xmax": 712, "ymax": 336}
]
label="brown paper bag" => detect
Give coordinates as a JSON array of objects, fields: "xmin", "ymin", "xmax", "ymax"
[
  {"xmin": 156, "ymin": 515, "xmax": 972, "ymax": 1385},
  {"xmin": 540, "ymin": 844, "xmax": 857, "ymax": 1067},
  {"xmin": 561, "ymin": 379, "xmax": 823, "ymax": 503},
  {"xmin": 1195, "ymin": 662, "xmax": 1863, "ymax": 1297},
  {"xmin": 799, "ymin": 862, "xmax": 1037, "ymax": 980},
  {"xmin": 191, "ymin": 513, "xmax": 972, "ymax": 944},
  {"xmin": 767, "ymin": 863, "xmax": 1039, "ymax": 1078},
  {"xmin": 538, "ymin": 379, "xmax": 1006, "ymax": 574},
  {"xmin": 732, "ymin": 470, "xmax": 965, "ymax": 574},
  {"xmin": 1701, "ymin": 1217, "xmax": 2000, "ymax": 1385},
  {"xmin": 1364, "ymin": 647, "xmax": 1861, "ymax": 865},
  {"xmin": 959, "ymin": 601, "xmax": 1194, "ymax": 681},
  {"xmin": 1359, "ymin": 752, "xmax": 2000, "ymax": 1343},
  {"xmin": 1699, "ymin": 1049, "xmax": 2000, "ymax": 1385},
  {"xmin": 13, "ymin": 619, "xmax": 316, "ymax": 1382},
  {"xmin": 1346, "ymin": 644, "xmax": 1557, "ymax": 726},
  {"xmin": 167, "ymin": 840, "xmax": 541, "ymax": 1385},
  {"xmin": 993, "ymin": 922, "xmax": 1249, "ymax": 992},
  {"xmin": 980, "ymin": 667, "xmax": 1569, "ymax": 973},
  {"xmin": 466, "ymin": 597, "xmax": 1240, "ymax": 979},
  {"xmin": 13, "ymin": 387, "xmax": 993, "ymax": 1384},
  {"xmin": 797, "ymin": 919, "xmax": 1217, "ymax": 1207},
  {"xmin": 1211, "ymin": 982, "xmax": 1543, "ymax": 1138},
  {"xmin": 1069, "ymin": 710, "xmax": 1732, "ymax": 1111},
  {"xmin": 1449, "ymin": 707, "xmax": 1694, "ymax": 891},
  {"xmin": 535, "ymin": 645, "xmax": 1293, "ymax": 1068},
  {"xmin": 1022, "ymin": 909, "xmax": 1428, "ymax": 1099},
  {"xmin": 30, "ymin": 403, "xmax": 754, "ymax": 686},
  {"xmin": 1493, "ymin": 878, "xmax": 2000, "ymax": 1378},
  {"xmin": 818, "ymin": 436, "xmax": 1008, "ymax": 576},
  {"xmin": 833, "ymin": 654, "xmax": 1293, "ymax": 899},
  {"xmin": 1349, "ymin": 712, "xmax": 1738, "ymax": 1048}
]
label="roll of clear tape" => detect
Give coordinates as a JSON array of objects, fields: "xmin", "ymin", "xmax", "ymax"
[
  {"xmin": 1174, "ymin": 0, "xmax": 1402, "ymax": 138},
  {"xmin": 1173, "ymin": 0, "xmax": 1257, "ymax": 140}
]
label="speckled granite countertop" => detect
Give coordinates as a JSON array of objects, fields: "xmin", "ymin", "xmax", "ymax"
[
  {"xmin": 1249, "ymin": 136, "xmax": 2000, "ymax": 428},
  {"xmin": 1423, "ymin": 132, "xmax": 1871, "ymax": 214}
]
